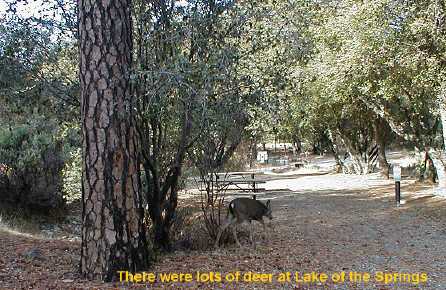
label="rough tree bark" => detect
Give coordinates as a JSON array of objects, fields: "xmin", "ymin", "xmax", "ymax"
[{"xmin": 79, "ymin": 0, "xmax": 149, "ymax": 281}]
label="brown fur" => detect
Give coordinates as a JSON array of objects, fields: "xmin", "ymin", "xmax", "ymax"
[{"xmin": 214, "ymin": 198, "xmax": 272, "ymax": 248}]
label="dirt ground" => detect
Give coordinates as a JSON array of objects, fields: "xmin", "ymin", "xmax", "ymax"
[{"xmin": 1, "ymin": 169, "xmax": 446, "ymax": 289}]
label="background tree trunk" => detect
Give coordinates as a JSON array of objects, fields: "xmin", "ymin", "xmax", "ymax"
[
  {"xmin": 373, "ymin": 118, "xmax": 390, "ymax": 179},
  {"xmin": 421, "ymin": 149, "xmax": 437, "ymax": 184},
  {"xmin": 439, "ymin": 85, "xmax": 446, "ymax": 154},
  {"xmin": 79, "ymin": 0, "xmax": 149, "ymax": 281},
  {"xmin": 336, "ymin": 128, "xmax": 365, "ymax": 174},
  {"xmin": 327, "ymin": 129, "xmax": 343, "ymax": 173}
]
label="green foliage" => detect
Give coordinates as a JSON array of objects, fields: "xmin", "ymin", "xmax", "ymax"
[
  {"xmin": 273, "ymin": 0, "xmax": 446, "ymax": 152},
  {"xmin": 132, "ymin": 0, "xmax": 252, "ymax": 247},
  {"xmin": 0, "ymin": 115, "xmax": 80, "ymax": 209},
  {"xmin": 61, "ymin": 147, "xmax": 81, "ymax": 203},
  {"xmin": 0, "ymin": 14, "xmax": 79, "ymax": 124},
  {"xmin": 0, "ymin": 1, "xmax": 80, "ymax": 209},
  {"xmin": 0, "ymin": 116, "xmax": 60, "ymax": 168},
  {"xmin": 1, "ymin": 0, "xmax": 445, "ymax": 215}
]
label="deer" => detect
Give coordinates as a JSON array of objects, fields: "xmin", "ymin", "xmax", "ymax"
[{"xmin": 214, "ymin": 197, "xmax": 273, "ymax": 248}]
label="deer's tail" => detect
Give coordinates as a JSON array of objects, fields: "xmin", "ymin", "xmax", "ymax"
[{"xmin": 227, "ymin": 200, "xmax": 235, "ymax": 218}]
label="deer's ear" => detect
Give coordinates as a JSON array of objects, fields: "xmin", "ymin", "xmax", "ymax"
[{"xmin": 266, "ymin": 200, "xmax": 271, "ymax": 208}]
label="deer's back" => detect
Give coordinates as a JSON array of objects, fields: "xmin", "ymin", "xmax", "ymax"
[{"xmin": 230, "ymin": 198, "xmax": 266, "ymax": 221}]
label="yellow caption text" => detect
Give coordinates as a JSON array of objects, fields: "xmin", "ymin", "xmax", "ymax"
[{"xmin": 117, "ymin": 271, "xmax": 428, "ymax": 285}]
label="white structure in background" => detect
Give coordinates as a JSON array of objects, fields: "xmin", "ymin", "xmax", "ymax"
[
  {"xmin": 257, "ymin": 151, "xmax": 268, "ymax": 163},
  {"xmin": 393, "ymin": 164, "xmax": 401, "ymax": 182}
]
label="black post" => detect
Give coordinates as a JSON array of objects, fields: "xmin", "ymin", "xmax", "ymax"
[
  {"xmin": 273, "ymin": 127, "xmax": 277, "ymax": 153},
  {"xmin": 395, "ymin": 181, "xmax": 401, "ymax": 206},
  {"xmin": 251, "ymin": 173, "xmax": 256, "ymax": 193}
]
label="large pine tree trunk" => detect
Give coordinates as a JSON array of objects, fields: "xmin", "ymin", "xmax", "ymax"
[{"xmin": 79, "ymin": 0, "xmax": 149, "ymax": 281}]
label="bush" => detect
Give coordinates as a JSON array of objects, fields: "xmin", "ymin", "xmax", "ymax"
[
  {"xmin": 170, "ymin": 204, "xmax": 243, "ymax": 251},
  {"xmin": 62, "ymin": 147, "xmax": 82, "ymax": 203},
  {"xmin": 0, "ymin": 115, "xmax": 80, "ymax": 211},
  {"xmin": 170, "ymin": 206, "xmax": 210, "ymax": 250}
]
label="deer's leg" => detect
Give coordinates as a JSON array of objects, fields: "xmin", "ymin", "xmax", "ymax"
[
  {"xmin": 249, "ymin": 221, "xmax": 254, "ymax": 245},
  {"xmin": 232, "ymin": 226, "xmax": 242, "ymax": 247},
  {"xmin": 214, "ymin": 229, "xmax": 223, "ymax": 249},
  {"xmin": 214, "ymin": 216, "xmax": 235, "ymax": 248},
  {"xmin": 258, "ymin": 218, "xmax": 268, "ymax": 240},
  {"xmin": 232, "ymin": 220, "xmax": 242, "ymax": 247},
  {"xmin": 250, "ymin": 221, "xmax": 259, "ymax": 249}
]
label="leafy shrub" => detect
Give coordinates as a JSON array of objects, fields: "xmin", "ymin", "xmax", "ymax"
[
  {"xmin": 61, "ymin": 147, "xmax": 82, "ymax": 203},
  {"xmin": 59, "ymin": 123, "xmax": 82, "ymax": 203},
  {"xmin": 0, "ymin": 115, "xmax": 80, "ymax": 211}
]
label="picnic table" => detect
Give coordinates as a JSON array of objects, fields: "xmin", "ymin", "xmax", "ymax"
[{"xmin": 202, "ymin": 172, "xmax": 266, "ymax": 193}]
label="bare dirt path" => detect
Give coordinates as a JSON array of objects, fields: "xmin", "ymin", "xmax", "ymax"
[
  {"xmin": 149, "ymin": 175, "xmax": 446, "ymax": 289},
  {"xmin": 1, "ymin": 172, "xmax": 445, "ymax": 289}
]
